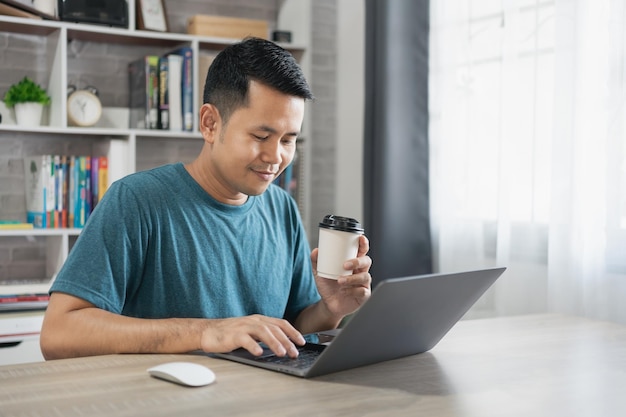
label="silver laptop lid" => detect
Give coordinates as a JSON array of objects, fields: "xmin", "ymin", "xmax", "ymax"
[{"xmin": 305, "ymin": 267, "xmax": 506, "ymax": 377}]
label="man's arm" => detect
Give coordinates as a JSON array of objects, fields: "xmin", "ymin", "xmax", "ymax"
[{"xmin": 40, "ymin": 292, "xmax": 305, "ymax": 360}]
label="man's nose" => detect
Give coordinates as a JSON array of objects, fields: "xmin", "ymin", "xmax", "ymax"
[{"xmin": 261, "ymin": 140, "xmax": 282, "ymax": 164}]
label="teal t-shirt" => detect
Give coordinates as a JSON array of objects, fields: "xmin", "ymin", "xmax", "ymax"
[{"xmin": 50, "ymin": 163, "xmax": 320, "ymax": 322}]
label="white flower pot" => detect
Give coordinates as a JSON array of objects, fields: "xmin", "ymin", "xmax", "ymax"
[{"xmin": 14, "ymin": 102, "xmax": 44, "ymax": 126}]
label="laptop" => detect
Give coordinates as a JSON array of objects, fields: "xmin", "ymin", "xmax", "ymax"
[{"xmin": 211, "ymin": 267, "xmax": 506, "ymax": 378}]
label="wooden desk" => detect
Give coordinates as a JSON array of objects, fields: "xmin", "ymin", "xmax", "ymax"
[{"xmin": 1, "ymin": 314, "xmax": 626, "ymax": 416}]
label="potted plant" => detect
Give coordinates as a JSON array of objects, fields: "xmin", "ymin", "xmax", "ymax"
[{"xmin": 2, "ymin": 76, "xmax": 51, "ymax": 126}]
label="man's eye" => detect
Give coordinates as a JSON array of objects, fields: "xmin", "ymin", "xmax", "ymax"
[{"xmin": 253, "ymin": 134, "xmax": 269, "ymax": 140}]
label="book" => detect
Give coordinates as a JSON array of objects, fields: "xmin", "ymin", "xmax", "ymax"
[
  {"xmin": 23, "ymin": 155, "xmax": 54, "ymax": 228},
  {"xmin": 68, "ymin": 155, "xmax": 76, "ymax": 227},
  {"xmin": 158, "ymin": 55, "xmax": 169, "ymax": 129},
  {"xmin": 54, "ymin": 154, "xmax": 68, "ymax": 228},
  {"xmin": 175, "ymin": 46, "xmax": 194, "ymax": 131},
  {"xmin": 128, "ymin": 55, "xmax": 159, "ymax": 129},
  {"xmin": 46, "ymin": 155, "xmax": 56, "ymax": 228},
  {"xmin": 0, "ymin": 293, "xmax": 49, "ymax": 303},
  {"xmin": 75, "ymin": 156, "xmax": 88, "ymax": 227},
  {"xmin": 61, "ymin": 155, "xmax": 69, "ymax": 228},
  {"xmin": 98, "ymin": 157, "xmax": 108, "ymax": 204},
  {"xmin": 147, "ymin": 57, "xmax": 160, "ymax": 129},
  {"xmin": 166, "ymin": 53, "xmax": 183, "ymax": 131},
  {"xmin": 84, "ymin": 156, "xmax": 92, "ymax": 224},
  {"xmin": 197, "ymin": 52, "xmax": 217, "ymax": 113},
  {"xmin": 90, "ymin": 155, "xmax": 99, "ymax": 208},
  {"xmin": 0, "ymin": 221, "xmax": 33, "ymax": 230},
  {"xmin": 23, "ymin": 155, "xmax": 108, "ymax": 229},
  {"xmin": 128, "ymin": 57, "xmax": 147, "ymax": 129},
  {"xmin": 107, "ymin": 140, "xmax": 127, "ymax": 186},
  {"xmin": 0, "ymin": 293, "xmax": 49, "ymax": 311}
]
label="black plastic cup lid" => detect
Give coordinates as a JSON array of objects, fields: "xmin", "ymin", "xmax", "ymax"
[{"xmin": 319, "ymin": 215, "xmax": 364, "ymax": 233}]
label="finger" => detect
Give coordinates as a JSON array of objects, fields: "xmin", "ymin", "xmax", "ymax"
[
  {"xmin": 357, "ymin": 235, "xmax": 370, "ymax": 257},
  {"xmin": 311, "ymin": 248, "xmax": 319, "ymax": 271},
  {"xmin": 337, "ymin": 274, "xmax": 372, "ymax": 298},
  {"xmin": 236, "ymin": 327, "xmax": 290, "ymax": 358},
  {"xmin": 343, "ymin": 255, "xmax": 372, "ymax": 274},
  {"xmin": 273, "ymin": 319, "xmax": 306, "ymax": 348},
  {"xmin": 239, "ymin": 337, "xmax": 266, "ymax": 356},
  {"xmin": 337, "ymin": 271, "xmax": 372, "ymax": 288},
  {"xmin": 251, "ymin": 318, "xmax": 305, "ymax": 358},
  {"xmin": 341, "ymin": 236, "xmax": 370, "ymax": 273}
]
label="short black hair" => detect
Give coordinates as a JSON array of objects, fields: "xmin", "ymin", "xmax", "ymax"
[{"xmin": 203, "ymin": 37, "xmax": 314, "ymax": 123}]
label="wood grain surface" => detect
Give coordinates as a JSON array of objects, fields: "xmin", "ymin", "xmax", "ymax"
[{"xmin": 1, "ymin": 314, "xmax": 625, "ymax": 416}]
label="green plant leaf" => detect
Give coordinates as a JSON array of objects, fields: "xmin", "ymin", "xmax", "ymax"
[{"xmin": 2, "ymin": 76, "xmax": 51, "ymax": 108}]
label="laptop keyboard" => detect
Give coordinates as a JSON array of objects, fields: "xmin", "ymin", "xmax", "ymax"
[{"xmin": 253, "ymin": 347, "xmax": 322, "ymax": 369}]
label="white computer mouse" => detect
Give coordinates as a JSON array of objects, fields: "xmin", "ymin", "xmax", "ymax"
[{"xmin": 147, "ymin": 361, "xmax": 216, "ymax": 387}]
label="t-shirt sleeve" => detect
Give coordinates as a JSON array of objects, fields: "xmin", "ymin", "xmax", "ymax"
[{"xmin": 49, "ymin": 181, "xmax": 147, "ymax": 314}]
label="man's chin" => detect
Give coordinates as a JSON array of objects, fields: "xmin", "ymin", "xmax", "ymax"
[{"xmin": 243, "ymin": 184, "xmax": 271, "ymax": 196}]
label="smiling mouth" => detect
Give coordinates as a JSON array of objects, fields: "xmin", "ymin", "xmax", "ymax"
[{"xmin": 253, "ymin": 169, "xmax": 277, "ymax": 181}]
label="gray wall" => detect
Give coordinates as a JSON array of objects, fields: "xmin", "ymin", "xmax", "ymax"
[{"xmin": 308, "ymin": 0, "xmax": 338, "ymax": 244}]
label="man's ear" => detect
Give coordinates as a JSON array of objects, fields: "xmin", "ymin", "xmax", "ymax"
[{"xmin": 199, "ymin": 103, "xmax": 220, "ymax": 143}]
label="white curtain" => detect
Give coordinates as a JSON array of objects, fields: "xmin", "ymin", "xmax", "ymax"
[{"xmin": 429, "ymin": 0, "xmax": 626, "ymax": 323}]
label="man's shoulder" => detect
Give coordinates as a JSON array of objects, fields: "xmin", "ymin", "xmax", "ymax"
[
  {"xmin": 115, "ymin": 163, "xmax": 183, "ymax": 191},
  {"xmin": 124, "ymin": 163, "xmax": 180, "ymax": 181}
]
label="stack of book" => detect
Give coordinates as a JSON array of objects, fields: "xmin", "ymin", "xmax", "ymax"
[
  {"xmin": 0, "ymin": 220, "xmax": 34, "ymax": 230},
  {"xmin": 23, "ymin": 155, "xmax": 108, "ymax": 228},
  {"xmin": 0, "ymin": 294, "xmax": 50, "ymax": 311},
  {"xmin": 0, "ymin": 293, "xmax": 50, "ymax": 311},
  {"xmin": 129, "ymin": 46, "xmax": 194, "ymax": 132}
]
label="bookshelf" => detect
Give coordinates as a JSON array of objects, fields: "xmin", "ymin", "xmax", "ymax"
[{"xmin": 0, "ymin": 0, "xmax": 312, "ymax": 363}]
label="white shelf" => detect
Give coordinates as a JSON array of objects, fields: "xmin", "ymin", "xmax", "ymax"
[
  {"xmin": 0, "ymin": 283, "xmax": 52, "ymax": 296},
  {"xmin": 0, "ymin": 228, "xmax": 80, "ymax": 237},
  {"xmin": 0, "ymin": 123, "xmax": 202, "ymax": 138},
  {"xmin": 0, "ymin": 15, "xmax": 305, "ymax": 52}
]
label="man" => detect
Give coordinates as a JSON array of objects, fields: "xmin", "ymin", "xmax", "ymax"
[{"xmin": 40, "ymin": 37, "xmax": 372, "ymax": 360}]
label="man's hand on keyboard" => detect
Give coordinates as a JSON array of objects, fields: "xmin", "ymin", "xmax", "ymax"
[{"xmin": 199, "ymin": 315, "xmax": 306, "ymax": 358}]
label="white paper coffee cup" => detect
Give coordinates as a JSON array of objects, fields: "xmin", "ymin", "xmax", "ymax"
[{"xmin": 317, "ymin": 215, "xmax": 364, "ymax": 279}]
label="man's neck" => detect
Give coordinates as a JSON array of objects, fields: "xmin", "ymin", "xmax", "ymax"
[{"xmin": 184, "ymin": 160, "xmax": 248, "ymax": 206}]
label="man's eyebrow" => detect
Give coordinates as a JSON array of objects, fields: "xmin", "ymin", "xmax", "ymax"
[{"xmin": 255, "ymin": 125, "xmax": 300, "ymax": 137}]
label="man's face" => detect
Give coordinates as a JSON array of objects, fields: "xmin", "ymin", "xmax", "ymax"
[{"xmin": 202, "ymin": 80, "xmax": 305, "ymax": 202}]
